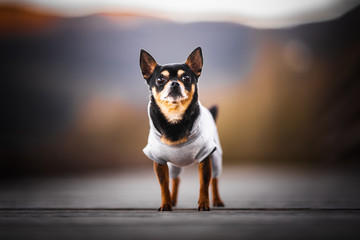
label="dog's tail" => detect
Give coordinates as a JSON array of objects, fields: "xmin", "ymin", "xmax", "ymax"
[{"xmin": 209, "ymin": 105, "xmax": 218, "ymax": 123}]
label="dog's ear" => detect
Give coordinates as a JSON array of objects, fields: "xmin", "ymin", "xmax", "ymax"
[
  {"xmin": 185, "ymin": 47, "xmax": 203, "ymax": 77},
  {"xmin": 140, "ymin": 49, "xmax": 158, "ymax": 81}
]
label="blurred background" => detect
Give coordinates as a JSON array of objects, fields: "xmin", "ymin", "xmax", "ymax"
[{"xmin": 1, "ymin": 0, "xmax": 360, "ymax": 177}]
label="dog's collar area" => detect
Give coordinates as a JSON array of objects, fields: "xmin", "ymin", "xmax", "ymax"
[{"xmin": 147, "ymin": 101, "xmax": 202, "ymax": 147}]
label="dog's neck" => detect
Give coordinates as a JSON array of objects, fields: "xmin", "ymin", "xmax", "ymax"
[{"xmin": 149, "ymin": 91, "xmax": 199, "ymax": 145}]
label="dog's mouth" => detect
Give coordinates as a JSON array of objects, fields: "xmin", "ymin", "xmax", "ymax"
[
  {"xmin": 168, "ymin": 89, "xmax": 181, "ymax": 97},
  {"xmin": 163, "ymin": 88, "xmax": 186, "ymax": 103},
  {"xmin": 166, "ymin": 92, "xmax": 186, "ymax": 104}
]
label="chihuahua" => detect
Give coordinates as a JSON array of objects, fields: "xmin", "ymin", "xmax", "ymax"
[{"xmin": 140, "ymin": 47, "xmax": 224, "ymax": 211}]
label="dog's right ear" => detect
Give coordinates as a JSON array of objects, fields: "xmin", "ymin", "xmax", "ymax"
[
  {"xmin": 140, "ymin": 49, "xmax": 157, "ymax": 82},
  {"xmin": 186, "ymin": 47, "xmax": 203, "ymax": 77}
]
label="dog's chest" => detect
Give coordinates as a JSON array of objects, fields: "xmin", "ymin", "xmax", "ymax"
[
  {"xmin": 159, "ymin": 104, "xmax": 186, "ymax": 124},
  {"xmin": 144, "ymin": 104, "xmax": 219, "ymax": 167}
]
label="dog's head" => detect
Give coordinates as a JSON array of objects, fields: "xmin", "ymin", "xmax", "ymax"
[{"xmin": 140, "ymin": 47, "xmax": 203, "ymax": 124}]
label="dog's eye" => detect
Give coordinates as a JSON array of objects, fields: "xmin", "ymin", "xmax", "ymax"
[
  {"xmin": 156, "ymin": 76, "xmax": 166, "ymax": 85},
  {"xmin": 181, "ymin": 75, "xmax": 191, "ymax": 83}
]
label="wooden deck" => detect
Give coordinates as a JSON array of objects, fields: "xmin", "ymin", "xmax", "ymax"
[{"xmin": 1, "ymin": 167, "xmax": 360, "ymax": 239}]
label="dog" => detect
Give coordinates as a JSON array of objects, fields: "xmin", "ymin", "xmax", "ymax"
[{"xmin": 140, "ymin": 47, "xmax": 224, "ymax": 211}]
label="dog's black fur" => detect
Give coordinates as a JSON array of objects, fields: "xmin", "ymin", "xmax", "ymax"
[{"xmin": 149, "ymin": 92, "xmax": 199, "ymax": 142}]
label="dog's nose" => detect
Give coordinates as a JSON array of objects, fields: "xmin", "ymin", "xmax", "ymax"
[{"xmin": 170, "ymin": 81, "xmax": 180, "ymax": 88}]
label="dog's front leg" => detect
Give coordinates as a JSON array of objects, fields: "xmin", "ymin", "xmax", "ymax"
[
  {"xmin": 198, "ymin": 156, "xmax": 211, "ymax": 211},
  {"xmin": 154, "ymin": 162, "xmax": 172, "ymax": 211}
]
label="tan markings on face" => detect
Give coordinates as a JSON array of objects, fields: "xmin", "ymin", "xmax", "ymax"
[
  {"xmin": 177, "ymin": 69, "xmax": 185, "ymax": 77},
  {"xmin": 152, "ymin": 84, "xmax": 195, "ymax": 124},
  {"xmin": 160, "ymin": 70, "xmax": 170, "ymax": 78},
  {"xmin": 160, "ymin": 135, "xmax": 188, "ymax": 146}
]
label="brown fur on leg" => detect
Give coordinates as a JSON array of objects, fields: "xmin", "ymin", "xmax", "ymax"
[
  {"xmin": 154, "ymin": 162, "xmax": 172, "ymax": 211},
  {"xmin": 171, "ymin": 178, "xmax": 180, "ymax": 206},
  {"xmin": 198, "ymin": 156, "xmax": 211, "ymax": 211},
  {"xmin": 211, "ymin": 178, "xmax": 225, "ymax": 207}
]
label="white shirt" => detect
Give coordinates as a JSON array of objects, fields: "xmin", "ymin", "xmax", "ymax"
[{"xmin": 143, "ymin": 102, "xmax": 222, "ymax": 177}]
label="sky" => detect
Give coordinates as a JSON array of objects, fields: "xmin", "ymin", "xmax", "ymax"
[{"xmin": 3, "ymin": 0, "xmax": 359, "ymax": 28}]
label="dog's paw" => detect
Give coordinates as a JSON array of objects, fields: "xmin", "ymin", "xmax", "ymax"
[
  {"xmin": 198, "ymin": 203, "xmax": 210, "ymax": 211},
  {"xmin": 213, "ymin": 199, "xmax": 225, "ymax": 207},
  {"xmin": 158, "ymin": 204, "xmax": 172, "ymax": 211}
]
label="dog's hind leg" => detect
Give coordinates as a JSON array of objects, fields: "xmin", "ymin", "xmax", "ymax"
[
  {"xmin": 169, "ymin": 164, "xmax": 182, "ymax": 207},
  {"xmin": 171, "ymin": 178, "xmax": 180, "ymax": 207},
  {"xmin": 211, "ymin": 178, "xmax": 225, "ymax": 207},
  {"xmin": 211, "ymin": 153, "xmax": 225, "ymax": 207}
]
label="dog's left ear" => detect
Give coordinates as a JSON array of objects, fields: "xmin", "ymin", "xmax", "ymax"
[
  {"xmin": 140, "ymin": 49, "xmax": 158, "ymax": 81},
  {"xmin": 185, "ymin": 47, "xmax": 203, "ymax": 77}
]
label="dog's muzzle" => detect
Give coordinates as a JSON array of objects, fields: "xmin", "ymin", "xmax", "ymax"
[
  {"xmin": 170, "ymin": 81, "xmax": 180, "ymax": 89},
  {"xmin": 168, "ymin": 81, "xmax": 182, "ymax": 98},
  {"xmin": 159, "ymin": 80, "xmax": 187, "ymax": 103}
]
